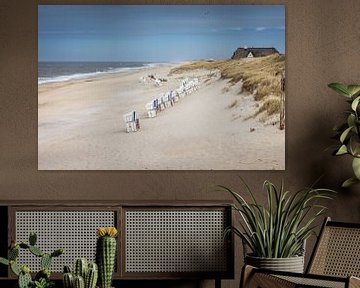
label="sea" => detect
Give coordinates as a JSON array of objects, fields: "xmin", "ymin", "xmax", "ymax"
[{"xmin": 38, "ymin": 62, "xmax": 158, "ymax": 85}]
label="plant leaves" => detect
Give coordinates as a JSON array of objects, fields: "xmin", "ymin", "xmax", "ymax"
[
  {"xmin": 340, "ymin": 126, "xmax": 353, "ymax": 143},
  {"xmin": 347, "ymin": 85, "xmax": 360, "ymax": 97},
  {"xmin": 336, "ymin": 144, "xmax": 348, "ymax": 155},
  {"xmin": 347, "ymin": 114, "xmax": 356, "ymax": 129},
  {"xmin": 342, "ymin": 177, "xmax": 360, "ymax": 188},
  {"xmin": 328, "ymin": 83, "xmax": 351, "ymax": 97},
  {"xmin": 351, "ymin": 96, "xmax": 360, "ymax": 111},
  {"xmin": 352, "ymin": 157, "xmax": 360, "ymax": 179},
  {"xmin": 349, "ymin": 135, "xmax": 360, "ymax": 157}
]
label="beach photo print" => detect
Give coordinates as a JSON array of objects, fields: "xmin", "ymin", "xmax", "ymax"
[{"xmin": 38, "ymin": 5, "xmax": 285, "ymax": 170}]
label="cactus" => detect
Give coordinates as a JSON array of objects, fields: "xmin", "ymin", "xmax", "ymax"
[
  {"xmin": 63, "ymin": 260, "xmax": 98, "ymax": 288},
  {"xmin": 63, "ymin": 272, "xmax": 74, "ymax": 288},
  {"xmin": 29, "ymin": 232, "xmax": 37, "ymax": 246},
  {"xmin": 10, "ymin": 260, "xmax": 20, "ymax": 276},
  {"xmin": 9, "ymin": 246, "xmax": 19, "ymax": 260},
  {"xmin": 19, "ymin": 271, "xmax": 32, "ymax": 288},
  {"xmin": 37, "ymin": 268, "xmax": 50, "ymax": 279},
  {"xmin": 74, "ymin": 275, "xmax": 85, "ymax": 288},
  {"xmin": 0, "ymin": 232, "xmax": 63, "ymax": 288},
  {"xmin": 41, "ymin": 253, "xmax": 52, "ymax": 270},
  {"xmin": 29, "ymin": 245, "xmax": 44, "ymax": 257},
  {"xmin": 0, "ymin": 257, "xmax": 9, "ymax": 266},
  {"xmin": 74, "ymin": 258, "xmax": 88, "ymax": 279},
  {"xmin": 85, "ymin": 263, "xmax": 98, "ymax": 288},
  {"xmin": 96, "ymin": 227, "xmax": 118, "ymax": 288}
]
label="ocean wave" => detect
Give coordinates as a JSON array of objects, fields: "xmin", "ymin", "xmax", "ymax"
[{"xmin": 38, "ymin": 63, "xmax": 166, "ymax": 85}]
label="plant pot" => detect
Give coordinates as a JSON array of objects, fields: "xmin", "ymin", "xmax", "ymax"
[{"xmin": 245, "ymin": 254, "xmax": 304, "ymax": 273}]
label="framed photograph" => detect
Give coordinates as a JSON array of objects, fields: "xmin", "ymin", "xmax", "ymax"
[{"xmin": 38, "ymin": 5, "xmax": 285, "ymax": 170}]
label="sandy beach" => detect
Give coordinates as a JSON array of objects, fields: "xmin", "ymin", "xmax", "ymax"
[{"xmin": 38, "ymin": 63, "xmax": 285, "ymax": 170}]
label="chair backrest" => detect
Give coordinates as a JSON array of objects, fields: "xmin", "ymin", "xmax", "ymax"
[{"xmin": 307, "ymin": 217, "xmax": 360, "ymax": 277}]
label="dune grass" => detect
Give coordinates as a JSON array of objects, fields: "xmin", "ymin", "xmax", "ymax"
[{"xmin": 170, "ymin": 54, "xmax": 285, "ymax": 117}]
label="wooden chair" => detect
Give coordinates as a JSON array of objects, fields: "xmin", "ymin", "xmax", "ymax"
[{"xmin": 241, "ymin": 217, "xmax": 360, "ymax": 288}]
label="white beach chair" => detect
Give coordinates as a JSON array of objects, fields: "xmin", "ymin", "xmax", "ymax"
[
  {"xmin": 171, "ymin": 90, "xmax": 179, "ymax": 103},
  {"xmin": 162, "ymin": 92, "xmax": 172, "ymax": 108},
  {"xmin": 145, "ymin": 102, "xmax": 157, "ymax": 118},
  {"xmin": 123, "ymin": 111, "xmax": 140, "ymax": 132},
  {"xmin": 176, "ymin": 86, "xmax": 186, "ymax": 98},
  {"xmin": 157, "ymin": 96, "xmax": 166, "ymax": 111}
]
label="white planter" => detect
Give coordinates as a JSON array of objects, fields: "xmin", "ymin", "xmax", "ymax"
[{"xmin": 245, "ymin": 254, "xmax": 305, "ymax": 273}]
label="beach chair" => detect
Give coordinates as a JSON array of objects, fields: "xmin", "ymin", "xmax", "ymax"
[
  {"xmin": 241, "ymin": 217, "xmax": 360, "ymax": 288},
  {"xmin": 162, "ymin": 92, "xmax": 172, "ymax": 108},
  {"xmin": 157, "ymin": 96, "xmax": 166, "ymax": 111},
  {"xmin": 123, "ymin": 111, "xmax": 140, "ymax": 132},
  {"xmin": 176, "ymin": 86, "xmax": 186, "ymax": 98},
  {"xmin": 171, "ymin": 90, "xmax": 179, "ymax": 103},
  {"xmin": 145, "ymin": 102, "xmax": 156, "ymax": 118}
]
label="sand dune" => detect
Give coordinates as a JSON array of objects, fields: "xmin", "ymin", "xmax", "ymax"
[{"xmin": 38, "ymin": 63, "xmax": 285, "ymax": 170}]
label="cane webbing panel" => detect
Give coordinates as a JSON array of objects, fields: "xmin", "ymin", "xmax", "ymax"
[
  {"xmin": 125, "ymin": 210, "xmax": 227, "ymax": 273},
  {"xmin": 15, "ymin": 211, "xmax": 115, "ymax": 272},
  {"xmin": 309, "ymin": 226, "xmax": 360, "ymax": 277},
  {"xmin": 277, "ymin": 275, "xmax": 345, "ymax": 288}
]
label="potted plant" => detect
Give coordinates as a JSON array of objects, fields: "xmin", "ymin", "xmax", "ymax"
[
  {"xmin": 328, "ymin": 83, "xmax": 360, "ymax": 187},
  {"xmin": 220, "ymin": 179, "xmax": 334, "ymax": 273},
  {"xmin": 0, "ymin": 232, "xmax": 63, "ymax": 288}
]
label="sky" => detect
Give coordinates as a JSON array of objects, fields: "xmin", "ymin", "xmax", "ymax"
[{"xmin": 38, "ymin": 5, "xmax": 285, "ymax": 62}]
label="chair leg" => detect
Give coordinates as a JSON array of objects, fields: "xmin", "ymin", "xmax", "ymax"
[{"xmin": 240, "ymin": 265, "xmax": 254, "ymax": 288}]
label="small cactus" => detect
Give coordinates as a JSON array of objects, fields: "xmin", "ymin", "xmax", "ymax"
[
  {"xmin": 18, "ymin": 269, "xmax": 32, "ymax": 288},
  {"xmin": 74, "ymin": 275, "xmax": 85, "ymax": 288},
  {"xmin": 74, "ymin": 258, "xmax": 88, "ymax": 279},
  {"xmin": 29, "ymin": 232, "xmax": 37, "ymax": 246},
  {"xmin": 85, "ymin": 263, "xmax": 98, "ymax": 288},
  {"xmin": 63, "ymin": 259, "xmax": 98, "ymax": 288},
  {"xmin": 63, "ymin": 272, "xmax": 74, "ymax": 288},
  {"xmin": 10, "ymin": 260, "xmax": 20, "ymax": 276},
  {"xmin": 41, "ymin": 253, "xmax": 52, "ymax": 270},
  {"xmin": 96, "ymin": 227, "xmax": 118, "ymax": 288},
  {"xmin": 29, "ymin": 245, "xmax": 44, "ymax": 257},
  {"xmin": 9, "ymin": 247, "xmax": 19, "ymax": 260},
  {"xmin": 0, "ymin": 232, "xmax": 63, "ymax": 288}
]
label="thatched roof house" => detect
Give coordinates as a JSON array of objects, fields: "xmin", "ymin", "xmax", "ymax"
[{"xmin": 231, "ymin": 47, "xmax": 279, "ymax": 59}]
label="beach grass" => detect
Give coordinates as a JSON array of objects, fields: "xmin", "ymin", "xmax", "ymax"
[{"xmin": 170, "ymin": 54, "xmax": 285, "ymax": 117}]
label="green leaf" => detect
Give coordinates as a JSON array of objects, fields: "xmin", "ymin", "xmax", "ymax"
[
  {"xmin": 347, "ymin": 85, "xmax": 360, "ymax": 97},
  {"xmin": 352, "ymin": 157, "xmax": 360, "ymax": 179},
  {"xmin": 348, "ymin": 135, "xmax": 360, "ymax": 157},
  {"xmin": 347, "ymin": 114, "xmax": 356, "ymax": 128},
  {"xmin": 328, "ymin": 83, "xmax": 351, "ymax": 97},
  {"xmin": 342, "ymin": 177, "xmax": 360, "ymax": 188},
  {"xmin": 336, "ymin": 144, "xmax": 348, "ymax": 155},
  {"xmin": 352, "ymin": 96, "xmax": 360, "ymax": 111},
  {"xmin": 340, "ymin": 126, "xmax": 353, "ymax": 143}
]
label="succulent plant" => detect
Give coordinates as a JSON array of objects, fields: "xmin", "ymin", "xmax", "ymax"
[
  {"xmin": 0, "ymin": 232, "xmax": 63, "ymax": 288},
  {"xmin": 63, "ymin": 260, "xmax": 98, "ymax": 288},
  {"xmin": 96, "ymin": 227, "xmax": 118, "ymax": 288}
]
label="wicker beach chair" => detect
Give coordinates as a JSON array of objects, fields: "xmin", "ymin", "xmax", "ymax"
[
  {"xmin": 241, "ymin": 217, "xmax": 360, "ymax": 288},
  {"xmin": 123, "ymin": 111, "xmax": 139, "ymax": 132}
]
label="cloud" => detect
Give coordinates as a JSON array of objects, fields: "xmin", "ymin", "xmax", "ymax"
[
  {"xmin": 255, "ymin": 27, "xmax": 267, "ymax": 31},
  {"xmin": 255, "ymin": 26, "xmax": 285, "ymax": 32}
]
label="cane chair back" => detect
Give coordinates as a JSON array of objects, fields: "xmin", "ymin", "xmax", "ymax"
[
  {"xmin": 241, "ymin": 217, "xmax": 360, "ymax": 288},
  {"xmin": 307, "ymin": 217, "xmax": 360, "ymax": 278}
]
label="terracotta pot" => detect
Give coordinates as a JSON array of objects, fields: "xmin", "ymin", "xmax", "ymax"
[{"xmin": 245, "ymin": 254, "xmax": 305, "ymax": 273}]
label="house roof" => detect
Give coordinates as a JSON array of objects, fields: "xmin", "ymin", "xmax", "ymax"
[{"xmin": 231, "ymin": 47, "xmax": 279, "ymax": 59}]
